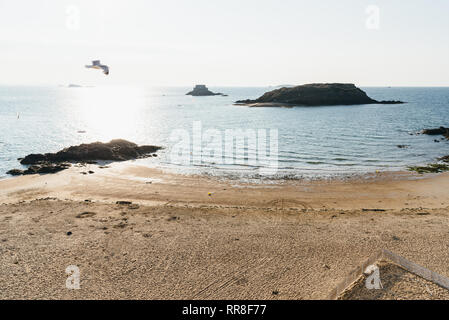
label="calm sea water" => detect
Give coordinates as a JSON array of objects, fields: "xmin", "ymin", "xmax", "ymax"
[{"xmin": 0, "ymin": 86, "xmax": 448, "ymax": 180}]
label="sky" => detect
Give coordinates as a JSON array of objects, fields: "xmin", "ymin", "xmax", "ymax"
[{"xmin": 0, "ymin": 0, "xmax": 448, "ymax": 86}]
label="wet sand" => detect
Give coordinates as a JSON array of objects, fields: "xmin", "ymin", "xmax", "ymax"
[
  {"xmin": 1, "ymin": 163, "xmax": 449, "ymax": 299},
  {"xmin": 2, "ymin": 162, "xmax": 449, "ymax": 210}
]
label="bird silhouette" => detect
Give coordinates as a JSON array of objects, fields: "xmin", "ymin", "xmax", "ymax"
[{"xmin": 85, "ymin": 60, "xmax": 109, "ymax": 75}]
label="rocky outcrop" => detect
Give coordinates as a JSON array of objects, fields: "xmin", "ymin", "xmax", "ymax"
[
  {"xmin": 20, "ymin": 139, "xmax": 161, "ymax": 165},
  {"xmin": 422, "ymin": 127, "xmax": 449, "ymax": 139},
  {"xmin": 407, "ymin": 127, "xmax": 449, "ymax": 174},
  {"xmin": 8, "ymin": 139, "xmax": 162, "ymax": 176},
  {"xmin": 186, "ymin": 85, "xmax": 226, "ymax": 96},
  {"xmin": 235, "ymin": 83, "xmax": 404, "ymax": 107},
  {"xmin": 7, "ymin": 163, "xmax": 71, "ymax": 176}
]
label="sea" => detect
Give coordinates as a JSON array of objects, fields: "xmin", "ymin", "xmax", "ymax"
[{"xmin": 0, "ymin": 86, "xmax": 448, "ymax": 180}]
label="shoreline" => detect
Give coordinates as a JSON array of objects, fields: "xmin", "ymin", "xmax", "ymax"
[
  {"xmin": 2, "ymin": 162, "xmax": 449, "ymax": 299},
  {"xmin": 2, "ymin": 148, "xmax": 434, "ymax": 183},
  {"xmin": 0, "ymin": 150, "xmax": 437, "ymax": 184},
  {"xmin": 1, "ymin": 161, "xmax": 448, "ymax": 210},
  {"xmin": 0, "ymin": 165, "xmax": 423, "ymax": 184}
]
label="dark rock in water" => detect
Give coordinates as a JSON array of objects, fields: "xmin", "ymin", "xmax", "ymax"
[
  {"xmin": 186, "ymin": 85, "xmax": 226, "ymax": 96},
  {"xmin": 21, "ymin": 154, "xmax": 47, "ymax": 164},
  {"xmin": 438, "ymin": 155, "xmax": 449, "ymax": 163},
  {"xmin": 422, "ymin": 127, "xmax": 449, "ymax": 135},
  {"xmin": 422, "ymin": 127, "xmax": 449, "ymax": 139},
  {"xmin": 376, "ymin": 100, "xmax": 404, "ymax": 104},
  {"xmin": 7, "ymin": 162, "xmax": 71, "ymax": 176},
  {"xmin": 235, "ymin": 83, "xmax": 404, "ymax": 107},
  {"xmin": 26, "ymin": 162, "xmax": 71, "ymax": 174},
  {"xmin": 397, "ymin": 145, "xmax": 409, "ymax": 149},
  {"xmin": 408, "ymin": 163, "xmax": 449, "ymax": 174},
  {"xmin": 20, "ymin": 139, "xmax": 161, "ymax": 165},
  {"xmin": 6, "ymin": 169, "xmax": 24, "ymax": 176},
  {"xmin": 8, "ymin": 139, "xmax": 161, "ymax": 176}
]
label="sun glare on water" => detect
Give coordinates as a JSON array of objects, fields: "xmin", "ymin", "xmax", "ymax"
[{"xmin": 74, "ymin": 86, "xmax": 146, "ymax": 142}]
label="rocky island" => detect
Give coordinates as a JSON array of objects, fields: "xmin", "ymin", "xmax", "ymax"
[
  {"xmin": 7, "ymin": 139, "xmax": 162, "ymax": 176},
  {"xmin": 235, "ymin": 83, "xmax": 404, "ymax": 107},
  {"xmin": 186, "ymin": 85, "xmax": 227, "ymax": 96}
]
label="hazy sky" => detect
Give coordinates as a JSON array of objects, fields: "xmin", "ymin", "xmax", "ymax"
[{"xmin": 1, "ymin": 0, "xmax": 448, "ymax": 86}]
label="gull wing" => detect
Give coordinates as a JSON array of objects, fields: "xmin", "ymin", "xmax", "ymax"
[{"xmin": 101, "ymin": 65, "xmax": 109, "ymax": 75}]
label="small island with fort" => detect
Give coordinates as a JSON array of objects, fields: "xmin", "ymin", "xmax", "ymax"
[{"xmin": 186, "ymin": 85, "xmax": 228, "ymax": 97}]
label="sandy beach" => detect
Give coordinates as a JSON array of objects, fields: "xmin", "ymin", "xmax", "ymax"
[
  {"xmin": 1, "ymin": 163, "xmax": 449, "ymax": 299},
  {"xmin": 2, "ymin": 0, "xmax": 449, "ymax": 305}
]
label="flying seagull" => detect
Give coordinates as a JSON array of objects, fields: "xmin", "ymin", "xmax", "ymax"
[{"xmin": 85, "ymin": 60, "xmax": 109, "ymax": 75}]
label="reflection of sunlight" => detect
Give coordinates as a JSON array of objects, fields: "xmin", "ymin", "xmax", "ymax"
[{"xmin": 75, "ymin": 86, "xmax": 145, "ymax": 141}]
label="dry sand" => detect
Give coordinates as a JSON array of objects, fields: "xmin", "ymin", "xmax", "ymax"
[{"xmin": 1, "ymin": 163, "xmax": 449, "ymax": 299}]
